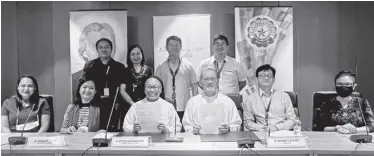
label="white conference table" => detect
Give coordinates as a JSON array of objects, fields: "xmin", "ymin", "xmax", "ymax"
[{"xmin": 1, "ymin": 131, "xmax": 374, "ymax": 156}]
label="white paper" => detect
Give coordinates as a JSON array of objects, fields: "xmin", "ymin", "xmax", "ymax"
[
  {"xmin": 270, "ymin": 130, "xmax": 297, "ymax": 137},
  {"xmin": 135, "ymin": 103, "xmax": 162, "ymax": 133},
  {"xmin": 27, "ymin": 136, "xmax": 68, "ymax": 147},
  {"xmin": 199, "ymin": 103, "xmax": 224, "ymax": 134},
  {"xmin": 92, "ymin": 133, "xmax": 117, "ymax": 139}
]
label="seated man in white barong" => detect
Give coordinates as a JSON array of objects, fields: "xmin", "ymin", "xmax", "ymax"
[
  {"xmin": 123, "ymin": 76, "xmax": 182, "ymax": 133},
  {"xmin": 183, "ymin": 67, "xmax": 242, "ymax": 135}
]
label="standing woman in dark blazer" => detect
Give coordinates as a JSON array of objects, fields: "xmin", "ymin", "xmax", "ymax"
[
  {"xmin": 126, "ymin": 45, "xmax": 153, "ymax": 102},
  {"xmin": 1, "ymin": 76, "xmax": 50, "ymax": 133}
]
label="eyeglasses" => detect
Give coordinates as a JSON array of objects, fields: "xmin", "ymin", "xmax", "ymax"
[
  {"xmin": 258, "ymin": 75, "xmax": 274, "ymax": 79},
  {"xmin": 202, "ymin": 77, "xmax": 217, "ymax": 82},
  {"xmin": 336, "ymin": 83, "xmax": 353, "ymax": 87},
  {"xmin": 213, "ymin": 42, "xmax": 227, "ymax": 47},
  {"xmin": 145, "ymin": 85, "xmax": 161, "ymax": 90}
]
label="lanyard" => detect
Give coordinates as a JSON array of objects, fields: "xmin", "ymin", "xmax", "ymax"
[
  {"xmin": 16, "ymin": 104, "xmax": 36, "ymax": 126},
  {"xmin": 214, "ymin": 60, "xmax": 226, "ymax": 79},
  {"xmin": 105, "ymin": 66, "xmax": 110, "ymax": 88},
  {"xmin": 132, "ymin": 66, "xmax": 145, "ymax": 86},
  {"xmin": 168, "ymin": 58, "xmax": 181, "ymax": 101},
  {"xmin": 259, "ymin": 91, "xmax": 273, "ymax": 126},
  {"xmin": 264, "ymin": 97, "xmax": 273, "ymax": 126}
]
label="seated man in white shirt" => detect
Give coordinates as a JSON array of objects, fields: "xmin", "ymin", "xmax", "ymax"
[
  {"xmin": 123, "ymin": 76, "xmax": 182, "ymax": 133},
  {"xmin": 242, "ymin": 64, "xmax": 297, "ymax": 132},
  {"xmin": 183, "ymin": 67, "xmax": 242, "ymax": 135}
]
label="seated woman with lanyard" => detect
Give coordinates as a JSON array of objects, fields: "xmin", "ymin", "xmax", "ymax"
[
  {"xmin": 123, "ymin": 76, "xmax": 182, "ymax": 133},
  {"xmin": 317, "ymin": 70, "xmax": 374, "ymax": 134},
  {"xmin": 60, "ymin": 78, "xmax": 103, "ymax": 133},
  {"xmin": 1, "ymin": 76, "xmax": 50, "ymax": 133}
]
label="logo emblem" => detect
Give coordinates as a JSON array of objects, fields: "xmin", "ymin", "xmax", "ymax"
[{"xmin": 245, "ymin": 15, "xmax": 278, "ymax": 50}]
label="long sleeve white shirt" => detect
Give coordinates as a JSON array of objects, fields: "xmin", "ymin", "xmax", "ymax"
[
  {"xmin": 182, "ymin": 93, "xmax": 242, "ymax": 133},
  {"xmin": 242, "ymin": 89, "xmax": 296, "ymax": 131},
  {"xmin": 123, "ymin": 98, "xmax": 182, "ymax": 132}
]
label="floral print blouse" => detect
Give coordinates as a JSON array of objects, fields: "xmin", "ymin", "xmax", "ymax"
[{"xmin": 316, "ymin": 96, "xmax": 374, "ymax": 131}]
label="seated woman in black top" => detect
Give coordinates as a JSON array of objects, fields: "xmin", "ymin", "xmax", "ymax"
[
  {"xmin": 317, "ymin": 70, "xmax": 374, "ymax": 134},
  {"xmin": 126, "ymin": 45, "xmax": 153, "ymax": 102}
]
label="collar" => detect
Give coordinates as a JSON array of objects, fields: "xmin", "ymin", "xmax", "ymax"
[
  {"xmin": 336, "ymin": 96, "xmax": 353, "ymax": 103},
  {"xmin": 167, "ymin": 56, "xmax": 181, "ymax": 61},
  {"xmin": 209, "ymin": 55, "xmax": 228, "ymax": 64},
  {"xmin": 79, "ymin": 103, "xmax": 90, "ymax": 108},
  {"xmin": 259, "ymin": 88, "xmax": 274, "ymax": 97},
  {"xmin": 95, "ymin": 57, "xmax": 114, "ymax": 66},
  {"xmin": 22, "ymin": 101, "xmax": 31, "ymax": 108},
  {"xmin": 202, "ymin": 92, "xmax": 219, "ymax": 103},
  {"xmin": 145, "ymin": 97, "xmax": 160, "ymax": 103}
]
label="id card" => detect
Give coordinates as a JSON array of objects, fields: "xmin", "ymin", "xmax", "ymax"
[{"xmin": 104, "ymin": 88, "xmax": 110, "ymax": 96}]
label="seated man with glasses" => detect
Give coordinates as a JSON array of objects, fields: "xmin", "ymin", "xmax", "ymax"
[
  {"xmin": 316, "ymin": 70, "xmax": 374, "ymax": 134},
  {"xmin": 123, "ymin": 76, "xmax": 182, "ymax": 133},
  {"xmin": 242, "ymin": 64, "xmax": 297, "ymax": 132}
]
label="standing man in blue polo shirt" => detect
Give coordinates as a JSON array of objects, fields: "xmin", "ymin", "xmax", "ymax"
[
  {"xmin": 155, "ymin": 35, "xmax": 199, "ymax": 121},
  {"xmin": 198, "ymin": 34, "xmax": 247, "ymax": 94}
]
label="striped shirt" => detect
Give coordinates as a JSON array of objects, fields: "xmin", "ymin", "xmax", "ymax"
[
  {"xmin": 77, "ymin": 107, "xmax": 90, "ymax": 128},
  {"xmin": 62, "ymin": 106, "xmax": 90, "ymax": 128}
]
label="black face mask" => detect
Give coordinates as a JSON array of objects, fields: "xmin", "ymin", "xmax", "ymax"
[{"xmin": 336, "ymin": 86, "xmax": 353, "ymax": 98}]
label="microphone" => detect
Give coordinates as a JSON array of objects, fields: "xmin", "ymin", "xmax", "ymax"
[
  {"xmin": 350, "ymin": 99, "xmax": 372, "ymax": 143},
  {"xmin": 8, "ymin": 104, "xmax": 36, "ymax": 145},
  {"xmin": 92, "ymin": 87, "xmax": 119, "ymax": 147},
  {"xmin": 237, "ymin": 129, "xmax": 255, "ymax": 148},
  {"xmin": 165, "ymin": 115, "xmax": 183, "ymax": 142}
]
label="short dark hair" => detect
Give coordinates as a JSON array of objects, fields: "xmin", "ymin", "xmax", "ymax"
[
  {"xmin": 256, "ymin": 64, "xmax": 276, "ymax": 77},
  {"xmin": 127, "ymin": 45, "xmax": 146, "ymax": 69},
  {"xmin": 16, "ymin": 75, "xmax": 40, "ymax": 111},
  {"xmin": 212, "ymin": 34, "xmax": 229, "ymax": 46},
  {"xmin": 145, "ymin": 76, "xmax": 165, "ymax": 100},
  {"xmin": 95, "ymin": 38, "xmax": 113, "ymax": 51},
  {"xmin": 335, "ymin": 70, "xmax": 356, "ymax": 83},
  {"xmin": 74, "ymin": 78, "xmax": 100, "ymax": 107},
  {"xmin": 166, "ymin": 35, "xmax": 182, "ymax": 46}
]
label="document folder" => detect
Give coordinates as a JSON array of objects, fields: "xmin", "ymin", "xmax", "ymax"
[
  {"xmin": 201, "ymin": 131, "xmax": 260, "ymax": 142},
  {"xmin": 116, "ymin": 132, "xmax": 168, "ymax": 142}
]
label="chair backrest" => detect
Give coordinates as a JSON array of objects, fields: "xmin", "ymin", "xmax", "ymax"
[
  {"xmin": 226, "ymin": 93, "xmax": 243, "ymax": 111},
  {"xmin": 284, "ymin": 91, "xmax": 299, "ymax": 117},
  {"xmin": 226, "ymin": 93, "xmax": 243, "ymax": 131},
  {"xmin": 312, "ymin": 91, "xmax": 361, "ymax": 131},
  {"xmin": 40, "ymin": 94, "xmax": 54, "ymax": 132}
]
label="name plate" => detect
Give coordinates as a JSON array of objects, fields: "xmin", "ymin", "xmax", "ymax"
[
  {"xmin": 111, "ymin": 136, "xmax": 151, "ymax": 147},
  {"xmin": 266, "ymin": 136, "xmax": 309, "ymax": 148},
  {"xmin": 27, "ymin": 136, "xmax": 68, "ymax": 147}
]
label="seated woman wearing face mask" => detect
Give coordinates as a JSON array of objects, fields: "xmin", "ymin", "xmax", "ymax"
[
  {"xmin": 318, "ymin": 70, "xmax": 374, "ymax": 134},
  {"xmin": 1, "ymin": 76, "xmax": 50, "ymax": 133},
  {"xmin": 60, "ymin": 78, "xmax": 102, "ymax": 133}
]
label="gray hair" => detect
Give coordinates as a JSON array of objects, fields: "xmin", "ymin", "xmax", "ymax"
[{"xmin": 199, "ymin": 67, "xmax": 218, "ymax": 81}]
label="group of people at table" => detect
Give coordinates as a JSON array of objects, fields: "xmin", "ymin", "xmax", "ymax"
[{"xmin": 2, "ymin": 35, "xmax": 374, "ymax": 136}]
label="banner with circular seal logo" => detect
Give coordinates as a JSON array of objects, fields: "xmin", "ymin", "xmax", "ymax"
[{"xmin": 235, "ymin": 7, "xmax": 293, "ymax": 92}]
